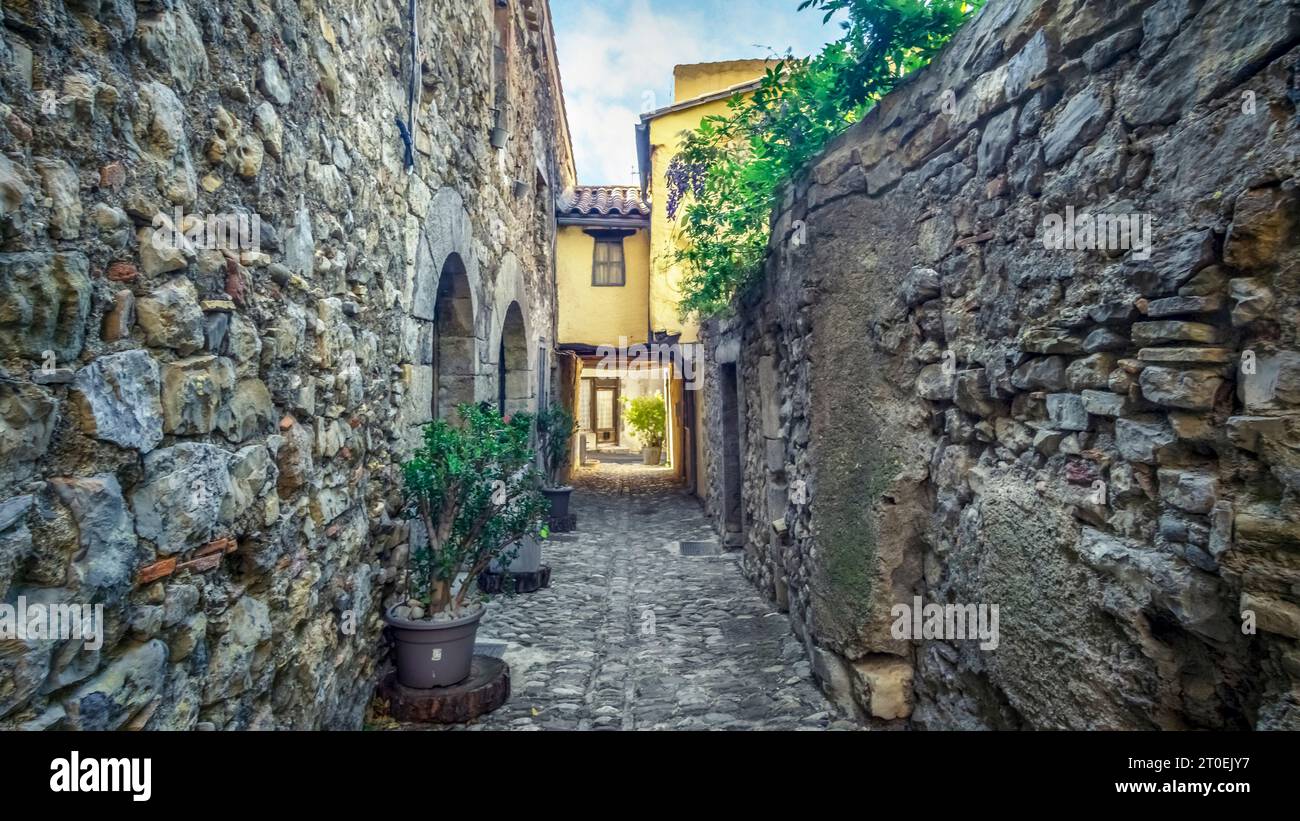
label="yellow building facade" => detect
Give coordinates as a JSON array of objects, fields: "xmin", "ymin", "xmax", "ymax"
[
  {"xmin": 637, "ymin": 60, "xmax": 769, "ymax": 345},
  {"xmin": 555, "ymin": 61, "xmax": 769, "ymax": 491}
]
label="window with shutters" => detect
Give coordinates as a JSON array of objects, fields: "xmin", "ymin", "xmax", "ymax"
[{"xmin": 592, "ymin": 238, "xmax": 625, "ymax": 286}]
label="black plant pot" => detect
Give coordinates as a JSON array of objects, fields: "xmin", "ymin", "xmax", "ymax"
[{"xmin": 541, "ymin": 485, "xmax": 572, "ymax": 520}]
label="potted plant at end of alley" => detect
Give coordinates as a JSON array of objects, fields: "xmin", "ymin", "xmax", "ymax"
[
  {"xmin": 386, "ymin": 402, "xmax": 548, "ymax": 689},
  {"xmin": 624, "ymin": 394, "xmax": 666, "ymax": 466},
  {"xmin": 536, "ymin": 404, "xmax": 577, "ymax": 525}
]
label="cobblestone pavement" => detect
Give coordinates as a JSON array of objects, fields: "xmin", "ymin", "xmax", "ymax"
[{"xmin": 419, "ymin": 458, "xmax": 848, "ymax": 731}]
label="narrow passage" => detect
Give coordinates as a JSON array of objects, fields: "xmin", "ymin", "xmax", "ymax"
[{"xmin": 436, "ymin": 458, "xmax": 848, "ymax": 730}]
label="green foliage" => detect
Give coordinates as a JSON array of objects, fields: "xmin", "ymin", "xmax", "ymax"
[
  {"xmin": 667, "ymin": 0, "xmax": 981, "ymax": 318},
  {"xmin": 623, "ymin": 394, "xmax": 666, "ymax": 449},
  {"xmin": 402, "ymin": 403, "xmax": 548, "ymax": 613},
  {"xmin": 535, "ymin": 404, "xmax": 577, "ymax": 487}
]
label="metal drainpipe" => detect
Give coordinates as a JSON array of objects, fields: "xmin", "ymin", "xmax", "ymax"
[{"xmin": 406, "ymin": 0, "xmax": 420, "ymax": 175}]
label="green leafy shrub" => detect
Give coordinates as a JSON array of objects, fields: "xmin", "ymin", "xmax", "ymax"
[
  {"xmin": 535, "ymin": 404, "xmax": 577, "ymax": 487},
  {"xmin": 402, "ymin": 403, "xmax": 548, "ymax": 613},
  {"xmin": 667, "ymin": 0, "xmax": 981, "ymax": 318},
  {"xmin": 623, "ymin": 395, "xmax": 666, "ymax": 449}
]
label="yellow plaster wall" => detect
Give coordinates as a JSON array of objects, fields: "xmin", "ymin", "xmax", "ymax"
[
  {"xmin": 556, "ymin": 225, "xmax": 650, "ymax": 347},
  {"xmin": 672, "ymin": 60, "xmax": 770, "ymax": 103}
]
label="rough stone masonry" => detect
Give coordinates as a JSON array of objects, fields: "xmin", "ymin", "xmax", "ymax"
[
  {"xmin": 0, "ymin": 0, "xmax": 572, "ymax": 729},
  {"xmin": 702, "ymin": 0, "xmax": 1300, "ymax": 729}
]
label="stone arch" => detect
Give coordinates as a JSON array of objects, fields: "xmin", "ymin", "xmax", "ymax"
[
  {"xmin": 413, "ymin": 188, "xmax": 481, "ymax": 328},
  {"xmin": 433, "ymin": 253, "xmax": 476, "ymax": 421},
  {"xmin": 487, "ymin": 251, "xmax": 538, "ymax": 415},
  {"xmin": 498, "ymin": 301, "xmax": 529, "ymax": 416},
  {"xmin": 411, "ymin": 188, "xmax": 485, "ymax": 423}
]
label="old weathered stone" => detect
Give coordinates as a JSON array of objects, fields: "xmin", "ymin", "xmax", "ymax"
[
  {"xmin": 915, "ymin": 363, "xmax": 956, "ymax": 401},
  {"xmin": 137, "ymin": 276, "xmax": 205, "ymax": 354},
  {"xmin": 102, "ymin": 289, "xmax": 135, "ymax": 342},
  {"xmin": 1133, "ymin": 230, "xmax": 1216, "ymax": 296},
  {"xmin": 35, "ymin": 157, "xmax": 81, "ymax": 239},
  {"xmin": 132, "ymin": 443, "xmax": 234, "ymax": 555},
  {"xmin": 1042, "ymin": 87, "xmax": 1108, "ymax": 166},
  {"xmin": 1224, "ymin": 186, "xmax": 1296, "ymax": 272},
  {"xmin": 1240, "ymin": 592, "xmax": 1300, "ymax": 640},
  {"xmin": 161, "ymin": 355, "xmax": 236, "ymax": 435},
  {"xmin": 1020, "ymin": 327, "xmax": 1085, "ymax": 354},
  {"xmin": 1228, "ymin": 278, "xmax": 1275, "ymax": 326},
  {"xmin": 72, "ymin": 350, "xmax": 164, "ymax": 452},
  {"xmin": 0, "ymin": 383, "xmax": 56, "ymax": 486},
  {"xmin": 1115, "ymin": 416, "xmax": 1177, "ymax": 464},
  {"xmin": 1081, "ymin": 389, "xmax": 1127, "ymax": 417},
  {"xmin": 46, "ymin": 474, "xmax": 138, "ymax": 599},
  {"xmin": 0, "ymin": 495, "xmax": 33, "ymax": 599},
  {"xmin": 275, "ymin": 418, "xmax": 314, "ymax": 497},
  {"xmin": 1131, "ymin": 320, "xmax": 1223, "ymax": 346},
  {"xmin": 1083, "ymin": 27, "xmax": 1142, "ymax": 72},
  {"xmin": 978, "ymin": 105, "xmax": 1018, "ymax": 177},
  {"xmin": 0, "ymin": 252, "xmax": 91, "ymax": 362},
  {"xmin": 1158, "ymin": 468, "xmax": 1219, "ymax": 514},
  {"xmin": 901, "ymin": 266, "xmax": 941, "ymax": 307},
  {"xmin": 1178, "ymin": 264, "xmax": 1228, "ymax": 297},
  {"xmin": 1145, "ymin": 294, "xmax": 1224, "ymax": 316},
  {"xmin": 1139, "ymin": 366, "xmax": 1223, "ymax": 410},
  {"xmin": 1066, "ymin": 353, "xmax": 1115, "ymax": 391},
  {"xmin": 1083, "ymin": 327, "xmax": 1127, "ymax": 353},
  {"xmin": 202, "ymin": 596, "xmax": 272, "ymax": 705},
  {"xmin": 62, "ymin": 640, "xmax": 167, "ymax": 731},
  {"xmin": 1137, "ymin": 347, "xmax": 1232, "ymax": 364},
  {"xmin": 136, "ymin": 7, "xmax": 209, "ymax": 94},
  {"xmin": 259, "ymin": 57, "xmax": 292, "ymax": 106},
  {"xmin": 850, "ymin": 655, "xmax": 913, "ymax": 720},
  {"xmin": 1011, "ymin": 355, "xmax": 1067, "ymax": 390},
  {"xmin": 218, "ymin": 378, "xmax": 274, "ymax": 443},
  {"xmin": 1046, "ymin": 393, "xmax": 1088, "ymax": 431},
  {"xmin": 954, "ymin": 369, "xmax": 997, "ymax": 416}
]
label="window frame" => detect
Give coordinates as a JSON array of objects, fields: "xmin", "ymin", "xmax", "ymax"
[{"xmin": 591, "ymin": 237, "xmax": 626, "ymax": 287}]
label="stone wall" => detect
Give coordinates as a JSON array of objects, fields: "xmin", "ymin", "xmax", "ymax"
[
  {"xmin": 701, "ymin": 0, "xmax": 1300, "ymax": 729},
  {"xmin": 0, "ymin": 0, "xmax": 572, "ymax": 729}
]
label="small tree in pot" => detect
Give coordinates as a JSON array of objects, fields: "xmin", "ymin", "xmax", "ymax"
[
  {"xmin": 386, "ymin": 403, "xmax": 548, "ymax": 689},
  {"xmin": 624, "ymin": 394, "xmax": 666, "ymax": 465},
  {"xmin": 535, "ymin": 405, "xmax": 577, "ymax": 523}
]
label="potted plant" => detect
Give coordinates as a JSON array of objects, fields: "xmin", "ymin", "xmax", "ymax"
[
  {"xmin": 489, "ymin": 525, "xmax": 545, "ymax": 575},
  {"xmin": 624, "ymin": 394, "xmax": 666, "ymax": 465},
  {"xmin": 535, "ymin": 405, "xmax": 576, "ymax": 522},
  {"xmin": 386, "ymin": 403, "xmax": 548, "ymax": 689}
]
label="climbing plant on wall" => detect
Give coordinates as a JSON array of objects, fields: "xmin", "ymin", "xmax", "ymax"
[{"xmin": 666, "ymin": 0, "xmax": 982, "ymax": 318}]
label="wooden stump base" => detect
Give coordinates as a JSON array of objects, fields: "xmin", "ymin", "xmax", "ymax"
[
  {"xmin": 379, "ymin": 656, "xmax": 510, "ymax": 724},
  {"xmin": 548, "ymin": 512, "xmax": 577, "ymax": 533},
  {"xmin": 477, "ymin": 564, "xmax": 551, "ymax": 594}
]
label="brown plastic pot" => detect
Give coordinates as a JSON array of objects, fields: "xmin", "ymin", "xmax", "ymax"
[{"xmin": 384, "ymin": 605, "xmax": 484, "ymax": 689}]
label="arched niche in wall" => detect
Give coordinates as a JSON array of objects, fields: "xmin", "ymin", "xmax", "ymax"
[
  {"xmin": 498, "ymin": 301, "xmax": 529, "ymax": 416},
  {"xmin": 433, "ymin": 252, "xmax": 476, "ymax": 421},
  {"xmin": 488, "ymin": 251, "xmax": 538, "ymax": 417},
  {"xmin": 410, "ymin": 187, "xmax": 484, "ymax": 428}
]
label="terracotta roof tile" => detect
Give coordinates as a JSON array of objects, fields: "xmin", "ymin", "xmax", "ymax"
[{"xmin": 557, "ymin": 186, "xmax": 650, "ymax": 218}]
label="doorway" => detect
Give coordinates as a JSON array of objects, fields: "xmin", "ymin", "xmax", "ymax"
[
  {"xmin": 589, "ymin": 377, "xmax": 620, "ymax": 446},
  {"xmin": 719, "ymin": 362, "xmax": 743, "ymax": 545}
]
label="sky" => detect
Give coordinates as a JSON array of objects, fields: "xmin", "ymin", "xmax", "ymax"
[{"xmin": 550, "ymin": 0, "xmax": 844, "ymax": 186}]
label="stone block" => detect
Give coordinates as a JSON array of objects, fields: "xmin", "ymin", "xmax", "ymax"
[
  {"xmin": 1046, "ymin": 393, "xmax": 1089, "ymax": 431},
  {"xmin": 1139, "ymin": 366, "xmax": 1223, "ymax": 410},
  {"xmin": 850, "ymin": 655, "xmax": 914, "ymax": 720},
  {"xmin": 72, "ymin": 350, "xmax": 164, "ymax": 452}
]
